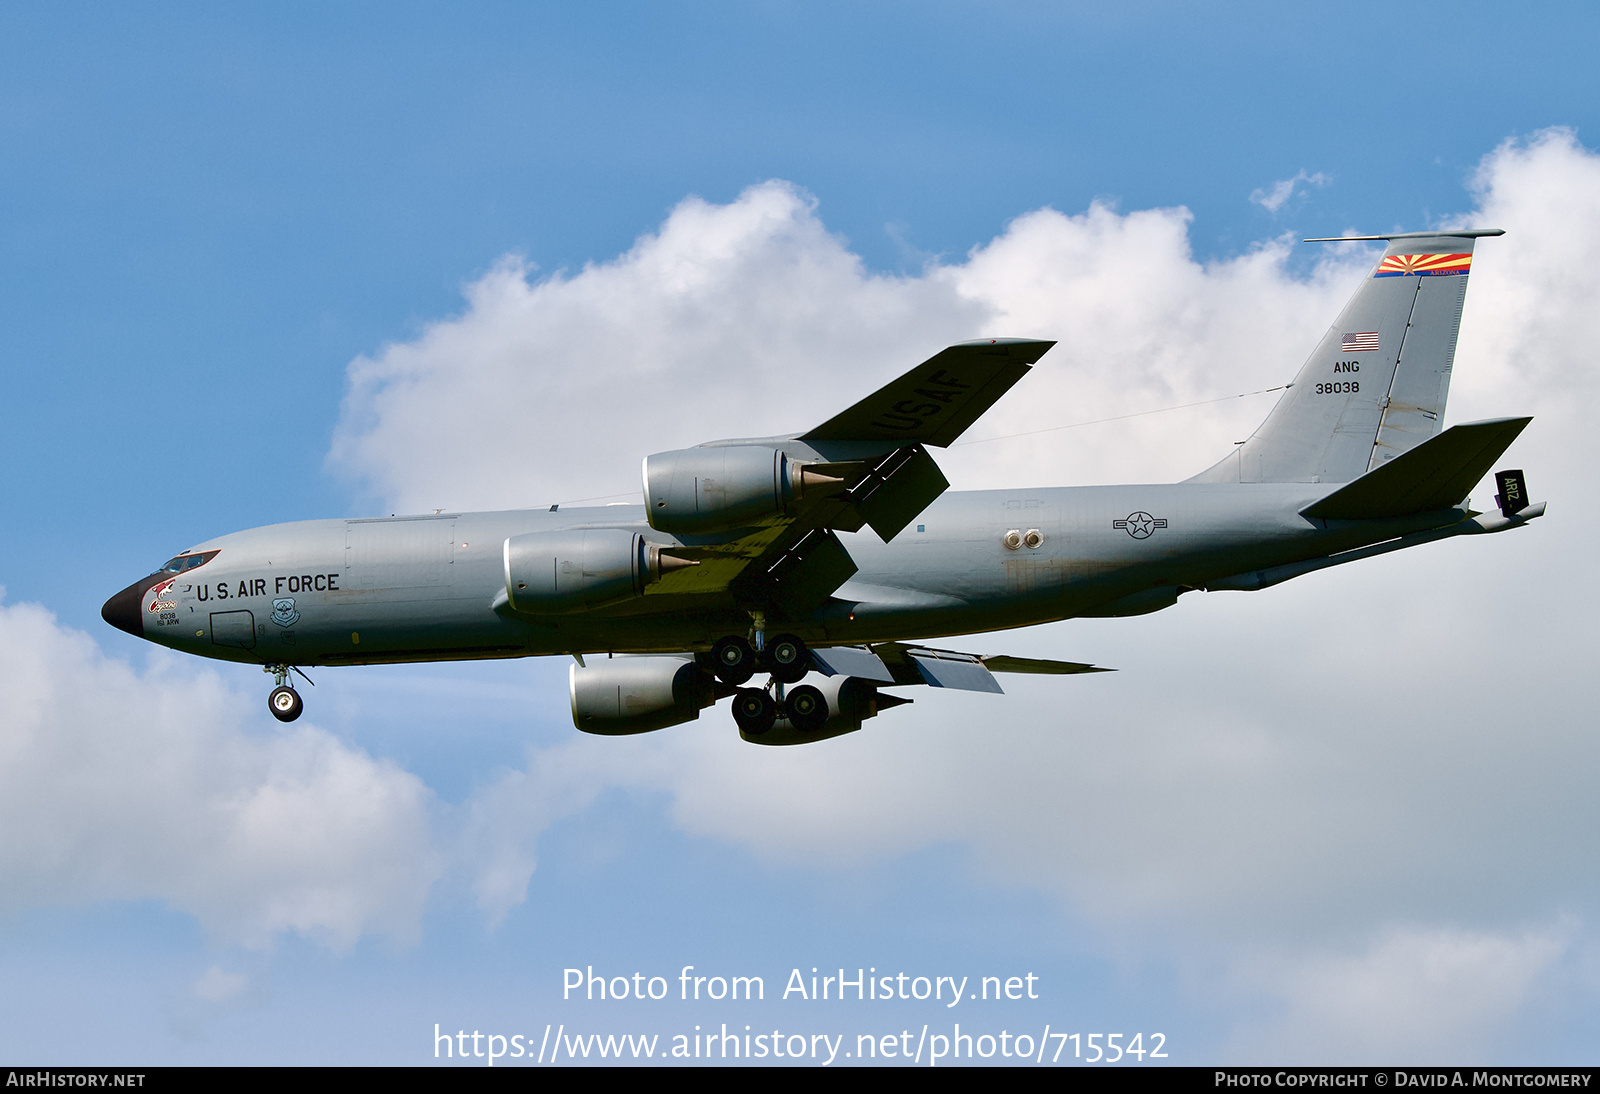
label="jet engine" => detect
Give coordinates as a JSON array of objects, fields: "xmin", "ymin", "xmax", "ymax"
[
  {"xmin": 740, "ymin": 674, "xmax": 911, "ymax": 746},
  {"xmin": 570, "ymin": 655, "xmax": 718, "ymax": 735},
  {"xmin": 503, "ymin": 530, "xmax": 691, "ymax": 614},
  {"xmin": 642, "ymin": 445, "xmax": 843, "ymax": 535}
]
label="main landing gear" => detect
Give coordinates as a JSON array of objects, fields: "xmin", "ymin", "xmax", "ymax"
[
  {"xmin": 711, "ymin": 632, "xmax": 809, "ymax": 686},
  {"xmin": 731, "ymin": 681, "xmax": 828, "ymax": 736},
  {"xmin": 714, "ymin": 616, "xmax": 826, "ymax": 736},
  {"xmin": 264, "ymin": 663, "xmax": 308, "ymax": 723}
]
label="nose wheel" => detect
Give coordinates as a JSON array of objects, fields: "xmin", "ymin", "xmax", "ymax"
[
  {"xmin": 269, "ymin": 685, "xmax": 303, "ymax": 722},
  {"xmin": 263, "ymin": 663, "xmax": 310, "ymax": 723}
]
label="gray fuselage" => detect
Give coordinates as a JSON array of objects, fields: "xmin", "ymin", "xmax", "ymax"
[{"xmin": 120, "ymin": 481, "xmax": 1459, "ymax": 669}]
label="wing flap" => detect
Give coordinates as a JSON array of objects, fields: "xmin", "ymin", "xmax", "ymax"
[
  {"xmin": 809, "ymin": 645, "xmax": 896, "ymax": 683},
  {"xmin": 839, "ymin": 444, "xmax": 950, "ymax": 541},
  {"xmin": 907, "ymin": 649, "xmax": 1005, "ymax": 693},
  {"xmin": 756, "ymin": 527, "xmax": 860, "ymax": 612},
  {"xmin": 871, "ymin": 641, "xmax": 1111, "ymax": 690}
]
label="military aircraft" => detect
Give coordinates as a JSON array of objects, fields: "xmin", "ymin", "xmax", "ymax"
[{"xmin": 103, "ymin": 229, "xmax": 1542, "ymax": 744}]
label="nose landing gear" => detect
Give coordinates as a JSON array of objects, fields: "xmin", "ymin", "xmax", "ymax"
[
  {"xmin": 263, "ymin": 663, "xmax": 310, "ymax": 723},
  {"xmin": 269, "ymin": 685, "xmax": 303, "ymax": 722}
]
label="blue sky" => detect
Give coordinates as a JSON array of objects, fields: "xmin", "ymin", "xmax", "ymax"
[
  {"xmin": 14, "ymin": 0, "xmax": 1597, "ymax": 617},
  {"xmin": 4, "ymin": 1, "xmax": 1600, "ymax": 1065}
]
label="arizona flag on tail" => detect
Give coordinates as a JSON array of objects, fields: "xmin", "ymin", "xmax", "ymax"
[
  {"xmin": 1188, "ymin": 228, "xmax": 1503, "ymax": 486},
  {"xmin": 1374, "ymin": 252, "xmax": 1472, "ymax": 277}
]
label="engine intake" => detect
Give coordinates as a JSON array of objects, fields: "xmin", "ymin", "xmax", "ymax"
[{"xmin": 570, "ymin": 656, "xmax": 717, "ymax": 735}]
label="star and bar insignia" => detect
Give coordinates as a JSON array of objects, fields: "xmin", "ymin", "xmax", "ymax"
[{"xmin": 1113, "ymin": 511, "xmax": 1168, "ymax": 539}]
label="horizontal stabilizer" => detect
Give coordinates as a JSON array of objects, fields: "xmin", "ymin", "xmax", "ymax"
[
  {"xmin": 1302, "ymin": 229, "xmax": 1505, "ymax": 242},
  {"xmin": 1302, "ymin": 416, "xmax": 1532, "ymax": 520},
  {"xmin": 802, "ymin": 339, "xmax": 1053, "ymax": 448}
]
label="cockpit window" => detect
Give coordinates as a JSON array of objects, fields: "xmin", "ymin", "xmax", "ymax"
[{"xmin": 158, "ymin": 550, "xmax": 219, "ymax": 574}]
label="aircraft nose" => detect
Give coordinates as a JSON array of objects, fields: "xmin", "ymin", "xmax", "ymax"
[{"xmin": 101, "ymin": 578, "xmax": 152, "ymax": 637}]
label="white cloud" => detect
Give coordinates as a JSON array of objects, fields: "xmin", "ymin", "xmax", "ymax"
[
  {"xmin": 330, "ymin": 184, "xmax": 1370, "ymax": 509},
  {"xmin": 338, "ymin": 129, "xmax": 1600, "ymax": 1055},
  {"xmin": 0, "ymin": 599, "xmax": 441, "ymax": 949},
  {"xmin": 1226, "ymin": 924, "xmax": 1573, "ymax": 1062},
  {"xmin": 167, "ymin": 962, "xmax": 272, "ymax": 1040},
  {"xmin": 192, "ymin": 965, "xmax": 252, "ymax": 1004},
  {"xmin": 1250, "ymin": 169, "xmax": 1331, "ymax": 213},
  {"xmin": 328, "ymin": 182, "xmax": 990, "ymax": 514}
]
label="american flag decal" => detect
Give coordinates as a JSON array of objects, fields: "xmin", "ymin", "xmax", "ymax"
[
  {"xmin": 1374, "ymin": 252, "xmax": 1472, "ymax": 277},
  {"xmin": 1341, "ymin": 331, "xmax": 1380, "ymax": 352}
]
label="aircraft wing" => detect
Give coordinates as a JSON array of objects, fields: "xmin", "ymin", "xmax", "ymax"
[
  {"xmin": 635, "ymin": 338, "xmax": 1054, "ymax": 617},
  {"xmin": 801, "ymin": 338, "xmax": 1054, "ymax": 448},
  {"xmin": 868, "ymin": 642, "xmax": 1112, "ymax": 693}
]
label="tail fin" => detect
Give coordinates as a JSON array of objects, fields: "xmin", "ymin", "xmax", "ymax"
[{"xmin": 1190, "ymin": 229, "xmax": 1503, "ymax": 484}]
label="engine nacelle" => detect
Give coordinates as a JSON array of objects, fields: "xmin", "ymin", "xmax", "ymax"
[
  {"xmin": 570, "ymin": 656, "xmax": 717, "ymax": 735},
  {"xmin": 741, "ymin": 675, "xmax": 910, "ymax": 746},
  {"xmin": 642, "ymin": 445, "xmax": 841, "ymax": 535},
  {"xmin": 504, "ymin": 529, "xmax": 684, "ymax": 614}
]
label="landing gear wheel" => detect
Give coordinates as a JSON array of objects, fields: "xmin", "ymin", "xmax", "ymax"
[
  {"xmin": 761, "ymin": 633, "xmax": 810, "ymax": 684},
  {"xmin": 782, "ymin": 684, "xmax": 827, "ymax": 733},
  {"xmin": 731, "ymin": 688, "xmax": 777, "ymax": 736},
  {"xmin": 268, "ymin": 685, "xmax": 303, "ymax": 723},
  {"xmin": 711, "ymin": 635, "xmax": 757, "ymax": 685}
]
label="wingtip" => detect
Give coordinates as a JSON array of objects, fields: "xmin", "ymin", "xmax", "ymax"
[
  {"xmin": 953, "ymin": 336, "xmax": 1055, "ymax": 348},
  {"xmin": 950, "ymin": 337, "xmax": 1056, "ymax": 364}
]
